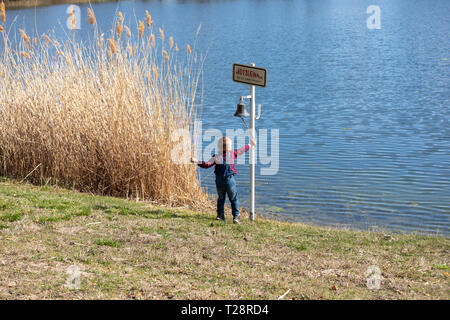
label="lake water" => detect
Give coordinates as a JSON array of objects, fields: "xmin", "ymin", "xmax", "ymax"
[{"xmin": 3, "ymin": 0, "xmax": 450, "ymax": 236}]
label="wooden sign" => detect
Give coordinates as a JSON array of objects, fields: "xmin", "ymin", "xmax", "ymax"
[{"xmin": 233, "ymin": 63, "xmax": 267, "ymax": 87}]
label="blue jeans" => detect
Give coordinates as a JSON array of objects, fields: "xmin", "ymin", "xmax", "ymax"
[{"xmin": 216, "ymin": 175, "xmax": 239, "ymax": 219}]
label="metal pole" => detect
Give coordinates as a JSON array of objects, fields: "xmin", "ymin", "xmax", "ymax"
[{"xmin": 249, "ymin": 63, "xmax": 256, "ymax": 221}]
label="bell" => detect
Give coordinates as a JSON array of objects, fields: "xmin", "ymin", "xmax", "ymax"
[{"xmin": 234, "ymin": 102, "xmax": 249, "ymax": 117}]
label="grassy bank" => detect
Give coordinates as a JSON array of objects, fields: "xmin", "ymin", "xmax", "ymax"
[{"xmin": 0, "ymin": 178, "xmax": 448, "ymax": 299}]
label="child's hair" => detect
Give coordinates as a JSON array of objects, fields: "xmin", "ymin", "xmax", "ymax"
[{"xmin": 218, "ymin": 137, "xmax": 232, "ymax": 153}]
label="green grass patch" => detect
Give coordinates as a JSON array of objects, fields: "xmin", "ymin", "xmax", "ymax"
[
  {"xmin": 0, "ymin": 211, "xmax": 24, "ymax": 222},
  {"xmin": 0, "ymin": 223, "xmax": 9, "ymax": 229},
  {"xmin": 139, "ymin": 227, "xmax": 155, "ymax": 233},
  {"xmin": 93, "ymin": 203, "xmax": 169, "ymax": 219},
  {"xmin": 35, "ymin": 212, "xmax": 72, "ymax": 224},
  {"xmin": 71, "ymin": 206, "xmax": 91, "ymax": 216},
  {"xmin": 35, "ymin": 198, "xmax": 73, "ymax": 210},
  {"xmin": 0, "ymin": 200, "xmax": 16, "ymax": 210},
  {"xmin": 287, "ymin": 240, "xmax": 308, "ymax": 251},
  {"xmin": 95, "ymin": 238, "xmax": 123, "ymax": 248}
]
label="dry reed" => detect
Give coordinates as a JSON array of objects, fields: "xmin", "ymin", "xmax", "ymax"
[
  {"xmin": 145, "ymin": 10, "xmax": 152, "ymax": 27},
  {"xmin": 87, "ymin": 8, "xmax": 96, "ymax": 25},
  {"xmin": 0, "ymin": 1, "xmax": 5, "ymax": 24},
  {"xmin": 138, "ymin": 20, "xmax": 144, "ymax": 38},
  {"xmin": 0, "ymin": 9, "xmax": 206, "ymax": 206}
]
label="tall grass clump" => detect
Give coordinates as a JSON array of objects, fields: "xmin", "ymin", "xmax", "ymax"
[{"xmin": 0, "ymin": 8, "xmax": 206, "ymax": 206}]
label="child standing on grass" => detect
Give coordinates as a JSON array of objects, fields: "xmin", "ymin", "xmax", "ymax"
[{"xmin": 191, "ymin": 135, "xmax": 256, "ymax": 224}]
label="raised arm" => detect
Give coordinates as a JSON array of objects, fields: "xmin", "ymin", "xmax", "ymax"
[
  {"xmin": 235, "ymin": 144, "xmax": 250, "ymax": 157},
  {"xmin": 234, "ymin": 136, "xmax": 256, "ymax": 157},
  {"xmin": 191, "ymin": 156, "xmax": 216, "ymax": 169}
]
